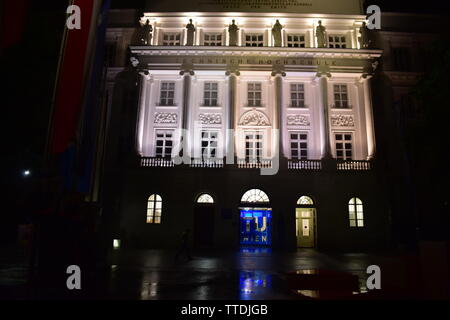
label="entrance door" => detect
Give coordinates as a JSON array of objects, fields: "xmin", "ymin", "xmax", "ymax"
[
  {"xmin": 296, "ymin": 208, "xmax": 315, "ymax": 248},
  {"xmin": 239, "ymin": 208, "xmax": 272, "ymax": 245},
  {"xmin": 193, "ymin": 206, "xmax": 215, "ymax": 247}
]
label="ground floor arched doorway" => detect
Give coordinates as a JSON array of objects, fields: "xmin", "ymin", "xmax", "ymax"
[
  {"xmin": 296, "ymin": 196, "xmax": 317, "ymax": 248},
  {"xmin": 239, "ymin": 189, "xmax": 272, "ymax": 246},
  {"xmin": 193, "ymin": 193, "xmax": 215, "ymax": 247}
]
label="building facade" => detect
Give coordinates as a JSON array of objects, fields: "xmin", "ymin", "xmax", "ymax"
[{"xmin": 102, "ymin": 1, "xmax": 393, "ymax": 251}]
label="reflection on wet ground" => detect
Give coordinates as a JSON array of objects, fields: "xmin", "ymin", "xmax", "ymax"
[
  {"xmin": 107, "ymin": 247, "xmax": 378, "ymax": 300},
  {"xmin": 1, "ymin": 246, "xmax": 440, "ymax": 299}
]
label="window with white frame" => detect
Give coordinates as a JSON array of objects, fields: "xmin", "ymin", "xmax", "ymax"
[
  {"xmin": 348, "ymin": 197, "xmax": 364, "ymax": 227},
  {"xmin": 201, "ymin": 131, "xmax": 218, "ymax": 160},
  {"xmin": 197, "ymin": 193, "xmax": 214, "ymax": 203},
  {"xmin": 245, "ymin": 133, "xmax": 263, "ymax": 162},
  {"xmin": 162, "ymin": 33, "xmax": 181, "ymax": 46},
  {"xmin": 147, "ymin": 194, "xmax": 162, "ymax": 224},
  {"xmin": 247, "ymin": 83, "xmax": 262, "ymax": 107},
  {"xmin": 290, "ymin": 132, "xmax": 308, "ymax": 160},
  {"xmin": 287, "ymin": 34, "xmax": 305, "ymax": 47},
  {"xmin": 333, "ymin": 84, "xmax": 349, "ymax": 108},
  {"xmin": 203, "ymin": 33, "xmax": 222, "ymax": 46},
  {"xmin": 241, "ymin": 189, "xmax": 269, "ymax": 203},
  {"xmin": 203, "ymin": 82, "xmax": 218, "ymax": 106},
  {"xmin": 290, "ymin": 83, "xmax": 305, "ymax": 108},
  {"xmin": 159, "ymin": 82, "xmax": 175, "ymax": 106},
  {"xmin": 335, "ymin": 133, "xmax": 353, "ymax": 160},
  {"xmin": 328, "ymin": 35, "xmax": 347, "ymax": 48},
  {"xmin": 245, "ymin": 34, "xmax": 264, "ymax": 47},
  {"xmin": 155, "ymin": 130, "xmax": 173, "ymax": 158}
]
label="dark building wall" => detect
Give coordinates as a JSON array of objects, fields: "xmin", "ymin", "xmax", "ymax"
[{"xmin": 116, "ymin": 166, "xmax": 391, "ymax": 251}]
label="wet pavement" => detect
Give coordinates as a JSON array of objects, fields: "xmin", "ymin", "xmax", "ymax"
[
  {"xmin": 107, "ymin": 247, "xmax": 386, "ymax": 300},
  {"xmin": 0, "ymin": 246, "xmax": 444, "ymax": 299}
]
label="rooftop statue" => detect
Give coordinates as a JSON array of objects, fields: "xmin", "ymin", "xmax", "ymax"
[
  {"xmin": 359, "ymin": 22, "xmax": 371, "ymax": 48},
  {"xmin": 228, "ymin": 20, "xmax": 239, "ymax": 46},
  {"xmin": 139, "ymin": 19, "xmax": 153, "ymax": 45},
  {"xmin": 186, "ymin": 19, "xmax": 195, "ymax": 46},
  {"xmin": 316, "ymin": 20, "xmax": 326, "ymax": 48},
  {"xmin": 272, "ymin": 20, "xmax": 283, "ymax": 47}
]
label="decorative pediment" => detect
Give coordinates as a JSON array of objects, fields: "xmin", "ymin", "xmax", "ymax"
[
  {"xmin": 238, "ymin": 109, "xmax": 270, "ymax": 126},
  {"xmin": 154, "ymin": 112, "xmax": 177, "ymax": 124},
  {"xmin": 287, "ymin": 114, "xmax": 310, "ymax": 126},
  {"xmin": 330, "ymin": 114, "xmax": 354, "ymax": 127},
  {"xmin": 199, "ymin": 113, "xmax": 222, "ymax": 124}
]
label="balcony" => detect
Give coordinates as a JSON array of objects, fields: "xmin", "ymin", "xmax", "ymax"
[
  {"xmin": 336, "ymin": 160, "xmax": 372, "ymax": 171},
  {"xmin": 190, "ymin": 158, "xmax": 224, "ymax": 168},
  {"xmin": 288, "ymin": 159, "xmax": 322, "ymax": 170},
  {"xmin": 237, "ymin": 159, "xmax": 272, "ymax": 169},
  {"xmin": 139, "ymin": 156, "xmax": 372, "ymax": 171},
  {"xmin": 140, "ymin": 157, "xmax": 174, "ymax": 167}
]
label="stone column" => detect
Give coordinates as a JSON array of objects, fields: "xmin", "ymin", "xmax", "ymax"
[
  {"xmin": 271, "ymin": 71, "xmax": 285, "ymax": 156},
  {"xmin": 361, "ymin": 75, "xmax": 376, "ymax": 159},
  {"xmin": 179, "ymin": 64, "xmax": 194, "ymax": 162},
  {"xmin": 225, "ymin": 67, "xmax": 239, "ymax": 163},
  {"xmin": 316, "ymin": 72, "xmax": 332, "ymax": 158}
]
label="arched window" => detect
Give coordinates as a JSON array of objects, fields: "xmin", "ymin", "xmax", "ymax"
[
  {"xmin": 147, "ymin": 194, "xmax": 162, "ymax": 224},
  {"xmin": 241, "ymin": 189, "xmax": 270, "ymax": 203},
  {"xmin": 348, "ymin": 197, "xmax": 364, "ymax": 227},
  {"xmin": 197, "ymin": 193, "xmax": 214, "ymax": 203},
  {"xmin": 297, "ymin": 196, "xmax": 314, "ymax": 205}
]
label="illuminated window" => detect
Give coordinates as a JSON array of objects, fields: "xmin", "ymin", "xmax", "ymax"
[
  {"xmin": 245, "ymin": 34, "xmax": 264, "ymax": 47},
  {"xmin": 197, "ymin": 194, "xmax": 214, "ymax": 203},
  {"xmin": 328, "ymin": 35, "xmax": 347, "ymax": 48},
  {"xmin": 248, "ymin": 83, "xmax": 262, "ymax": 107},
  {"xmin": 241, "ymin": 189, "xmax": 270, "ymax": 203},
  {"xmin": 162, "ymin": 33, "xmax": 181, "ymax": 46},
  {"xmin": 290, "ymin": 132, "xmax": 308, "ymax": 160},
  {"xmin": 201, "ymin": 131, "xmax": 218, "ymax": 160},
  {"xmin": 204, "ymin": 33, "xmax": 222, "ymax": 46},
  {"xmin": 335, "ymin": 133, "xmax": 353, "ymax": 160},
  {"xmin": 333, "ymin": 84, "xmax": 349, "ymax": 108},
  {"xmin": 287, "ymin": 34, "xmax": 305, "ymax": 47},
  {"xmin": 348, "ymin": 197, "xmax": 364, "ymax": 227},
  {"xmin": 147, "ymin": 194, "xmax": 162, "ymax": 224},
  {"xmin": 160, "ymin": 82, "xmax": 175, "ymax": 106},
  {"xmin": 245, "ymin": 133, "xmax": 263, "ymax": 162},
  {"xmin": 297, "ymin": 196, "xmax": 314, "ymax": 205},
  {"xmin": 155, "ymin": 130, "xmax": 173, "ymax": 158},
  {"xmin": 290, "ymin": 83, "xmax": 305, "ymax": 108},
  {"xmin": 203, "ymin": 82, "xmax": 218, "ymax": 106}
]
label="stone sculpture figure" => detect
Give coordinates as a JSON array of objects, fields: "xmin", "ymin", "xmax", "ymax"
[
  {"xmin": 316, "ymin": 20, "xmax": 326, "ymax": 48},
  {"xmin": 359, "ymin": 22, "xmax": 370, "ymax": 48},
  {"xmin": 228, "ymin": 20, "xmax": 239, "ymax": 46},
  {"xmin": 186, "ymin": 19, "xmax": 195, "ymax": 46},
  {"xmin": 272, "ymin": 20, "xmax": 283, "ymax": 47},
  {"xmin": 142, "ymin": 19, "xmax": 153, "ymax": 45}
]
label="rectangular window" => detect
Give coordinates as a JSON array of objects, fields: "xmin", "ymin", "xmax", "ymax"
[
  {"xmin": 335, "ymin": 133, "xmax": 353, "ymax": 160},
  {"xmin": 201, "ymin": 131, "xmax": 218, "ymax": 160},
  {"xmin": 245, "ymin": 34, "xmax": 264, "ymax": 47},
  {"xmin": 155, "ymin": 130, "xmax": 173, "ymax": 158},
  {"xmin": 203, "ymin": 82, "xmax": 218, "ymax": 106},
  {"xmin": 162, "ymin": 33, "xmax": 181, "ymax": 46},
  {"xmin": 290, "ymin": 83, "xmax": 305, "ymax": 108},
  {"xmin": 287, "ymin": 34, "xmax": 305, "ymax": 48},
  {"xmin": 290, "ymin": 132, "xmax": 308, "ymax": 160},
  {"xmin": 392, "ymin": 47, "xmax": 411, "ymax": 71},
  {"xmin": 333, "ymin": 84, "xmax": 349, "ymax": 108},
  {"xmin": 160, "ymin": 82, "xmax": 175, "ymax": 106},
  {"xmin": 328, "ymin": 35, "xmax": 347, "ymax": 48},
  {"xmin": 204, "ymin": 33, "xmax": 222, "ymax": 46},
  {"xmin": 247, "ymin": 83, "xmax": 262, "ymax": 107},
  {"xmin": 245, "ymin": 133, "xmax": 263, "ymax": 162}
]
